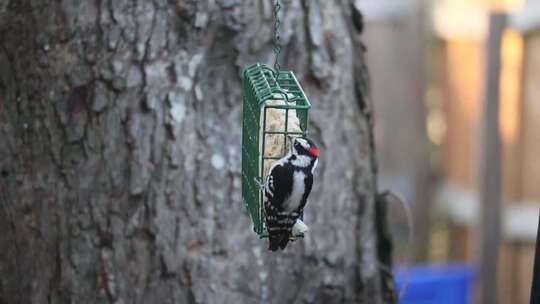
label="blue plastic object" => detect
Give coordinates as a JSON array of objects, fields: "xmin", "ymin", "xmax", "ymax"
[{"xmin": 394, "ymin": 264, "xmax": 477, "ymax": 304}]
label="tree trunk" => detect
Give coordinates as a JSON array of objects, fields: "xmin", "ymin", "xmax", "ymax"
[{"xmin": 0, "ymin": 1, "xmax": 390, "ymax": 303}]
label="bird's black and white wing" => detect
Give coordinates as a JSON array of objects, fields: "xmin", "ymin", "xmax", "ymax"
[
  {"xmin": 264, "ymin": 163, "xmax": 298, "ymax": 251},
  {"xmin": 298, "ymin": 173, "xmax": 313, "ymax": 212},
  {"xmin": 264, "ymin": 163, "xmax": 292, "ymax": 209}
]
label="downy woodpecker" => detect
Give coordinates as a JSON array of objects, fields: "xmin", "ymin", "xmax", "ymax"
[{"xmin": 264, "ymin": 136, "xmax": 320, "ymax": 251}]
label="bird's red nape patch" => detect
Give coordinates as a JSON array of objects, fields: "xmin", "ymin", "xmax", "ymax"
[{"xmin": 307, "ymin": 147, "xmax": 320, "ymax": 157}]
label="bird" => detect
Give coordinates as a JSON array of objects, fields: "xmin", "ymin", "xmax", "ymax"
[{"xmin": 264, "ymin": 136, "xmax": 320, "ymax": 251}]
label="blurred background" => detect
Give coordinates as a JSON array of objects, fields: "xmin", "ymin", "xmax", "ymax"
[{"xmin": 358, "ymin": 0, "xmax": 539, "ymax": 303}]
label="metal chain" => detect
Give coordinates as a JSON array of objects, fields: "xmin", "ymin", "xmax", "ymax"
[{"xmin": 273, "ymin": 0, "xmax": 282, "ymax": 72}]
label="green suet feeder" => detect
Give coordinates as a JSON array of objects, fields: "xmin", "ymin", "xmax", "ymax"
[{"xmin": 241, "ymin": 64, "xmax": 311, "ymax": 237}]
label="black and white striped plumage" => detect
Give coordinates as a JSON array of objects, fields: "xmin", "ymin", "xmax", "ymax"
[{"xmin": 264, "ymin": 137, "xmax": 320, "ymax": 251}]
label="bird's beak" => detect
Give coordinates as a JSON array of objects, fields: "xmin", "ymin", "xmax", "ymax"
[
  {"xmin": 287, "ymin": 135, "xmax": 295, "ymax": 142},
  {"xmin": 287, "ymin": 135, "xmax": 295, "ymax": 152}
]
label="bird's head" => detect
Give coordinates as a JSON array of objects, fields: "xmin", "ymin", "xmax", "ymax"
[{"xmin": 289, "ymin": 136, "xmax": 320, "ymax": 158}]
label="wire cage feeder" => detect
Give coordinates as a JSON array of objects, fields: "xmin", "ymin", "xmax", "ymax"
[{"xmin": 241, "ymin": 63, "xmax": 311, "ymax": 237}]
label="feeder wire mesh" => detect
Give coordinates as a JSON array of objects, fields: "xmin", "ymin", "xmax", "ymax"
[
  {"xmin": 241, "ymin": 64, "xmax": 310, "ymax": 237},
  {"xmin": 241, "ymin": 0, "xmax": 312, "ymax": 238}
]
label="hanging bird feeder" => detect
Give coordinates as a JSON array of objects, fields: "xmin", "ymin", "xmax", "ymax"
[
  {"xmin": 242, "ymin": 64, "xmax": 311, "ymax": 237},
  {"xmin": 241, "ymin": 0, "xmax": 312, "ymax": 238}
]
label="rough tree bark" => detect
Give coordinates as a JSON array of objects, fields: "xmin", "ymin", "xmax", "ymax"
[{"xmin": 0, "ymin": 0, "xmax": 392, "ymax": 303}]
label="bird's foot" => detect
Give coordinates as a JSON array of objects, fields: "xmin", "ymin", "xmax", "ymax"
[
  {"xmin": 291, "ymin": 219, "xmax": 309, "ymax": 240},
  {"xmin": 253, "ymin": 177, "xmax": 265, "ymax": 190}
]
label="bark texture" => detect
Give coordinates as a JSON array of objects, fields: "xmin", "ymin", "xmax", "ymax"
[{"xmin": 0, "ymin": 0, "xmax": 389, "ymax": 303}]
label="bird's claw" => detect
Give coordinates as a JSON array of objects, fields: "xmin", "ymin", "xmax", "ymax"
[{"xmin": 254, "ymin": 177, "xmax": 265, "ymax": 190}]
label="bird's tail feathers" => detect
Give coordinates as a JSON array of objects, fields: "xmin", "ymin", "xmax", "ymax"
[
  {"xmin": 268, "ymin": 233, "xmax": 288, "ymax": 251},
  {"xmin": 266, "ymin": 212, "xmax": 297, "ymax": 251},
  {"xmin": 278, "ymin": 235, "xmax": 290, "ymax": 250},
  {"xmin": 268, "ymin": 228, "xmax": 294, "ymax": 251}
]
